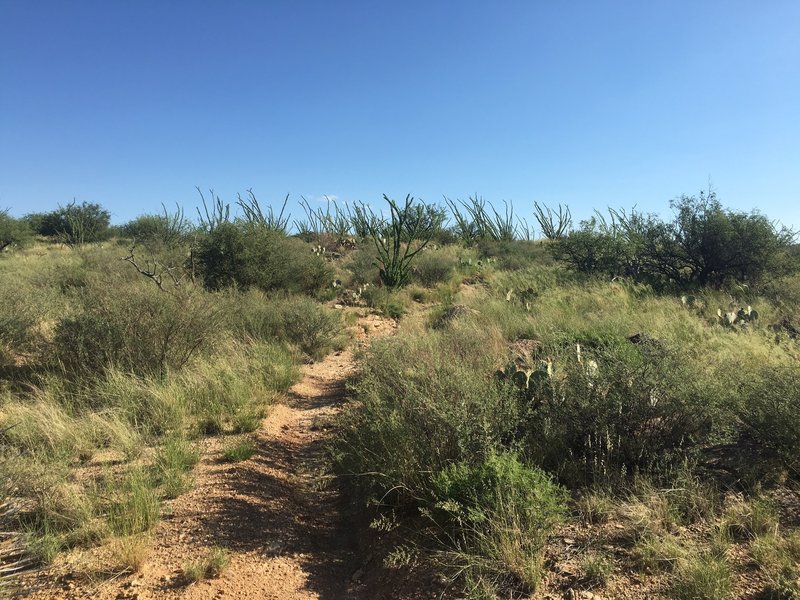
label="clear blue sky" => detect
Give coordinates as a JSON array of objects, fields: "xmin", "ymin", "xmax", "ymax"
[{"xmin": 1, "ymin": 1, "xmax": 798, "ymax": 228}]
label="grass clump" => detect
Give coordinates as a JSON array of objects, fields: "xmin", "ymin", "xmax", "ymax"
[
  {"xmin": 671, "ymin": 553, "xmax": 733, "ymax": 600},
  {"xmin": 722, "ymin": 493, "xmax": 779, "ymax": 541},
  {"xmin": 151, "ymin": 436, "xmax": 199, "ymax": 499},
  {"xmin": 633, "ymin": 534, "xmax": 692, "ymax": 573},
  {"xmin": 105, "ymin": 469, "xmax": 161, "ymax": 536},
  {"xmin": 183, "ymin": 546, "xmax": 230, "ymax": 582},
  {"xmin": 575, "ymin": 490, "xmax": 615, "ymax": 525},
  {"xmin": 581, "ymin": 551, "xmax": 614, "ymax": 586},
  {"xmin": 750, "ymin": 530, "xmax": 800, "ymax": 597},
  {"xmin": 108, "ymin": 534, "xmax": 151, "ymax": 573},
  {"xmin": 222, "ymin": 439, "xmax": 257, "ymax": 463}
]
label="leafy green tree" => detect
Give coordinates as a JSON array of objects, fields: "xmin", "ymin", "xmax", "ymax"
[
  {"xmin": 25, "ymin": 201, "xmax": 111, "ymax": 245},
  {"xmin": 0, "ymin": 210, "xmax": 33, "ymax": 251},
  {"xmin": 552, "ymin": 191, "xmax": 796, "ymax": 288},
  {"xmin": 665, "ymin": 191, "xmax": 795, "ymax": 286}
]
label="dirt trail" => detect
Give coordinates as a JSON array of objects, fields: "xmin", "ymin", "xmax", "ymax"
[{"xmin": 20, "ymin": 310, "xmax": 397, "ymax": 600}]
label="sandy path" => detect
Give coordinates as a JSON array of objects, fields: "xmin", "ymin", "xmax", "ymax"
[{"xmin": 18, "ymin": 310, "xmax": 397, "ymax": 599}]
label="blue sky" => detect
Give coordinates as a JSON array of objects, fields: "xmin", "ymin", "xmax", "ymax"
[{"xmin": 1, "ymin": 1, "xmax": 798, "ymax": 229}]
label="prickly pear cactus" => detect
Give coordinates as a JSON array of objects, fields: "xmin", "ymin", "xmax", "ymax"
[
  {"xmin": 718, "ymin": 305, "xmax": 759, "ymax": 328},
  {"xmin": 495, "ymin": 360, "xmax": 553, "ymax": 404}
]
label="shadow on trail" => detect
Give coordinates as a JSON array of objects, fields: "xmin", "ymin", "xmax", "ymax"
[{"xmin": 176, "ymin": 378, "xmax": 366, "ymax": 600}]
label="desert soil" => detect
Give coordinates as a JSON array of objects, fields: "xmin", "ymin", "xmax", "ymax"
[{"xmin": 16, "ymin": 309, "xmax": 439, "ymax": 600}]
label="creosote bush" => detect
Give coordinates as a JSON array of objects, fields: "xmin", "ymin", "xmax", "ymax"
[
  {"xmin": 228, "ymin": 290, "xmax": 344, "ymax": 360},
  {"xmin": 334, "ymin": 320, "xmax": 511, "ymax": 501},
  {"xmin": 25, "ymin": 201, "xmax": 112, "ymax": 246},
  {"xmin": 524, "ymin": 340, "xmax": 729, "ymax": 487},
  {"xmin": 195, "ymin": 222, "xmax": 330, "ymax": 295},
  {"xmin": 53, "ymin": 280, "xmax": 220, "ymax": 379}
]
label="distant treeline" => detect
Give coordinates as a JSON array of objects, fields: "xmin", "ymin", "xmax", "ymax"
[{"xmin": 2, "ymin": 188, "xmax": 797, "ymax": 290}]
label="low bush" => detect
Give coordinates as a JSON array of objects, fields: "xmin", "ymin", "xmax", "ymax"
[
  {"xmin": 0, "ymin": 210, "xmax": 33, "ymax": 251},
  {"xmin": 52, "ymin": 279, "xmax": 221, "ymax": 379},
  {"xmin": 230, "ymin": 291, "xmax": 344, "ymax": 360},
  {"xmin": 523, "ymin": 339, "xmax": 730, "ymax": 487},
  {"xmin": 430, "ymin": 453, "xmax": 566, "ymax": 595},
  {"xmin": 334, "ymin": 321, "xmax": 512, "ymax": 502},
  {"xmin": 476, "ymin": 239, "xmax": 551, "ymax": 272},
  {"xmin": 410, "ymin": 246, "xmax": 460, "ymax": 287},
  {"xmin": 0, "ymin": 288, "xmax": 46, "ymax": 367},
  {"xmin": 195, "ymin": 222, "xmax": 331, "ymax": 295},
  {"xmin": 120, "ymin": 205, "xmax": 193, "ymax": 249},
  {"xmin": 735, "ymin": 366, "xmax": 800, "ymax": 477}
]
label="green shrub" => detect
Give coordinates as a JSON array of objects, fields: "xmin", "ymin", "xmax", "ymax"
[
  {"xmin": 231, "ymin": 291, "xmax": 344, "ymax": 360},
  {"xmin": 476, "ymin": 239, "xmax": 550, "ymax": 272},
  {"xmin": 0, "ymin": 210, "xmax": 33, "ymax": 251},
  {"xmin": 429, "ymin": 453, "xmax": 566, "ymax": 534},
  {"xmin": 121, "ymin": 205, "xmax": 193, "ymax": 249},
  {"xmin": 429, "ymin": 453, "xmax": 566, "ymax": 596},
  {"xmin": 340, "ymin": 244, "xmax": 382, "ymax": 286},
  {"xmin": 333, "ymin": 321, "xmax": 512, "ymax": 502},
  {"xmin": 195, "ymin": 222, "xmax": 330, "ymax": 295},
  {"xmin": 411, "ymin": 247, "xmax": 460, "ymax": 287},
  {"xmin": 736, "ymin": 367, "xmax": 800, "ymax": 476},
  {"xmin": 26, "ymin": 201, "xmax": 111, "ymax": 245},
  {"xmin": 52, "ymin": 280, "xmax": 220, "ymax": 379},
  {"xmin": 524, "ymin": 339, "xmax": 728, "ymax": 487},
  {"xmin": 552, "ymin": 193, "xmax": 796, "ymax": 288}
]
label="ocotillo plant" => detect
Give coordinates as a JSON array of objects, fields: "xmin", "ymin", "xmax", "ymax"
[{"xmin": 362, "ymin": 195, "xmax": 436, "ymax": 288}]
